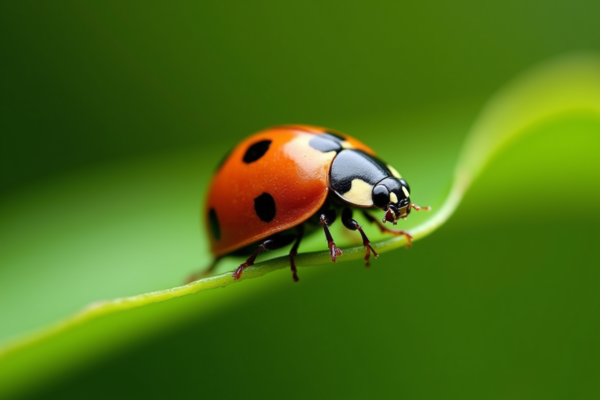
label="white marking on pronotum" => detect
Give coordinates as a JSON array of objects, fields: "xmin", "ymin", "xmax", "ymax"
[
  {"xmin": 342, "ymin": 179, "xmax": 374, "ymax": 206},
  {"xmin": 388, "ymin": 165, "xmax": 401, "ymax": 179},
  {"xmin": 341, "ymin": 141, "xmax": 353, "ymax": 149},
  {"xmin": 402, "ymin": 186, "xmax": 410, "ymax": 198},
  {"xmin": 390, "ymin": 192, "xmax": 398, "ymax": 203}
]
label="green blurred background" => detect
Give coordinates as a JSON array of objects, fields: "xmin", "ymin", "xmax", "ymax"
[{"xmin": 1, "ymin": 1, "xmax": 599, "ymax": 399}]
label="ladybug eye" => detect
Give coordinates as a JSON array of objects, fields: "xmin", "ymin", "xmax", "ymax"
[{"xmin": 372, "ymin": 185, "xmax": 389, "ymax": 208}]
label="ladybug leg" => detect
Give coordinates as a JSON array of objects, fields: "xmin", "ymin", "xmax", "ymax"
[
  {"xmin": 288, "ymin": 225, "xmax": 304, "ymax": 282},
  {"xmin": 362, "ymin": 211, "xmax": 413, "ymax": 248},
  {"xmin": 233, "ymin": 235, "xmax": 296, "ymax": 281},
  {"xmin": 185, "ymin": 256, "xmax": 222, "ymax": 283},
  {"xmin": 320, "ymin": 210, "xmax": 343, "ymax": 262},
  {"xmin": 232, "ymin": 243, "xmax": 267, "ymax": 280},
  {"xmin": 342, "ymin": 208, "xmax": 379, "ymax": 267}
]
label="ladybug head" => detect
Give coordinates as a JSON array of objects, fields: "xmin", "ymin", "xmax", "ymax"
[{"xmin": 372, "ymin": 177, "xmax": 412, "ymax": 224}]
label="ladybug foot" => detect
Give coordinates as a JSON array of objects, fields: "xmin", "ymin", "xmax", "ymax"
[
  {"xmin": 328, "ymin": 241, "xmax": 343, "ymax": 262},
  {"xmin": 232, "ymin": 264, "xmax": 247, "ymax": 280},
  {"xmin": 382, "ymin": 230, "xmax": 413, "ymax": 248},
  {"xmin": 363, "ymin": 242, "xmax": 379, "ymax": 268},
  {"xmin": 401, "ymin": 231, "xmax": 413, "ymax": 248}
]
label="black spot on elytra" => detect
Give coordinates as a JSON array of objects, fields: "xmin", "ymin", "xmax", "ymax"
[
  {"xmin": 243, "ymin": 140, "xmax": 271, "ymax": 163},
  {"xmin": 208, "ymin": 208, "xmax": 220, "ymax": 240},
  {"xmin": 309, "ymin": 135, "xmax": 343, "ymax": 153},
  {"xmin": 254, "ymin": 192, "xmax": 276, "ymax": 222}
]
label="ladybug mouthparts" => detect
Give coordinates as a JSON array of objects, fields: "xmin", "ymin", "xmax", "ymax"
[{"xmin": 382, "ymin": 204, "xmax": 410, "ymax": 224}]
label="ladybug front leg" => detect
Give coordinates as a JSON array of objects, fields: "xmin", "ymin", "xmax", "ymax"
[
  {"xmin": 320, "ymin": 210, "xmax": 343, "ymax": 262},
  {"xmin": 342, "ymin": 208, "xmax": 379, "ymax": 267},
  {"xmin": 362, "ymin": 211, "xmax": 413, "ymax": 248}
]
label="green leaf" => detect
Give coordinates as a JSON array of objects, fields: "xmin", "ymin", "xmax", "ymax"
[{"xmin": 1, "ymin": 53, "xmax": 599, "ymax": 399}]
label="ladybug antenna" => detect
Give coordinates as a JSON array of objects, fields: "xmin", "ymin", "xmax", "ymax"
[{"xmin": 409, "ymin": 203, "xmax": 432, "ymax": 212}]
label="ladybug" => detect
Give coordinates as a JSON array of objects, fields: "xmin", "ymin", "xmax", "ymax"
[{"xmin": 190, "ymin": 125, "xmax": 430, "ymax": 283}]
